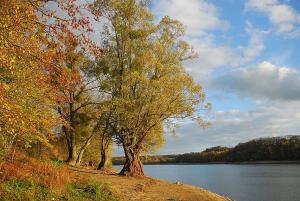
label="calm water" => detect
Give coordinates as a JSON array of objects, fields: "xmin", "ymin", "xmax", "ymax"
[{"xmin": 114, "ymin": 164, "xmax": 300, "ymax": 201}]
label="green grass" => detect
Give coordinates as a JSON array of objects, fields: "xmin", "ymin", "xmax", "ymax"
[
  {"xmin": 49, "ymin": 159, "xmax": 64, "ymax": 167},
  {"xmin": 0, "ymin": 180, "xmax": 48, "ymax": 201},
  {"xmin": 0, "ymin": 178, "xmax": 116, "ymax": 201},
  {"xmin": 61, "ymin": 178, "xmax": 115, "ymax": 201}
]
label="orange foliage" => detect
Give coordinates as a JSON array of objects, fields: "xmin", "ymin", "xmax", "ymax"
[
  {"xmin": 0, "ymin": 153, "xmax": 72, "ymax": 190},
  {"xmin": 0, "ymin": 0, "xmax": 100, "ymax": 157}
]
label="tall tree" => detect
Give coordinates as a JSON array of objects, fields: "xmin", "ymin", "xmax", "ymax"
[{"xmin": 93, "ymin": 0, "xmax": 209, "ymax": 176}]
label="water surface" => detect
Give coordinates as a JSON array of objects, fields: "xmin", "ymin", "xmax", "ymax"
[{"xmin": 114, "ymin": 164, "xmax": 300, "ymax": 201}]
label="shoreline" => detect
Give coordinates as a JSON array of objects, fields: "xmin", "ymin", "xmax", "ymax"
[
  {"xmin": 113, "ymin": 160, "xmax": 300, "ymax": 165},
  {"xmin": 71, "ymin": 166, "xmax": 234, "ymax": 201}
]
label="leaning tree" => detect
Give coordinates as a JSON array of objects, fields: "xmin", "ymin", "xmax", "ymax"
[{"xmin": 93, "ymin": 0, "xmax": 210, "ymax": 176}]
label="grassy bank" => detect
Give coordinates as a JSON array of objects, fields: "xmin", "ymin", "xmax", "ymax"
[
  {"xmin": 0, "ymin": 154, "xmax": 232, "ymax": 201},
  {"xmin": 0, "ymin": 154, "xmax": 117, "ymax": 201}
]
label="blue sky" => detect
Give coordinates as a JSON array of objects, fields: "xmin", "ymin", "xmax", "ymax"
[{"xmin": 112, "ymin": 0, "xmax": 300, "ymax": 155}]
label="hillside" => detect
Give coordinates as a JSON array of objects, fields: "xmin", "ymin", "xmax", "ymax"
[{"xmin": 113, "ymin": 135, "xmax": 300, "ymax": 164}]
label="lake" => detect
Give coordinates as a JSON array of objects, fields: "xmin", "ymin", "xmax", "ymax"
[{"xmin": 114, "ymin": 164, "xmax": 300, "ymax": 201}]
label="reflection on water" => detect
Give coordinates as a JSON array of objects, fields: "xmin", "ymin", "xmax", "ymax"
[{"xmin": 114, "ymin": 164, "xmax": 300, "ymax": 201}]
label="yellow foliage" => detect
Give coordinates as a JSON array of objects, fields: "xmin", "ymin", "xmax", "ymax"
[
  {"xmin": 0, "ymin": 0, "xmax": 60, "ymax": 157},
  {"xmin": 93, "ymin": 0, "xmax": 210, "ymax": 155}
]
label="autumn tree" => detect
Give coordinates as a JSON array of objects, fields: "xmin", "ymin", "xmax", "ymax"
[
  {"xmin": 55, "ymin": 36, "xmax": 103, "ymax": 165},
  {"xmin": 42, "ymin": 1, "xmax": 103, "ymax": 165},
  {"xmin": 73, "ymin": 104, "xmax": 100, "ymax": 166},
  {"xmin": 0, "ymin": 0, "xmax": 98, "ymax": 160},
  {"xmin": 0, "ymin": 0, "xmax": 61, "ymax": 159},
  {"xmin": 93, "ymin": 0, "xmax": 209, "ymax": 176}
]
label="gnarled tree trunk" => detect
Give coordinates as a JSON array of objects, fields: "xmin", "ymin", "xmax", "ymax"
[
  {"xmin": 119, "ymin": 147, "xmax": 144, "ymax": 176},
  {"xmin": 97, "ymin": 149, "xmax": 108, "ymax": 170}
]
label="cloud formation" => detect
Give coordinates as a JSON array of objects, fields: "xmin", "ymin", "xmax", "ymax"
[
  {"xmin": 152, "ymin": 0, "xmax": 228, "ymax": 37},
  {"xmin": 152, "ymin": 0, "xmax": 267, "ymax": 78},
  {"xmin": 158, "ymin": 100, "xmax": 300, "ymax": 154},
  {"xmin": 213, "ymin": 61, "xmax": 300, "ymax": 100},
  {"xmin": 113, "ymin": 1, "xmax": 300, "ymax": 156},
  {"xmin": 246, "ymin": 0, "xmax": 300, "ymax": 36}
]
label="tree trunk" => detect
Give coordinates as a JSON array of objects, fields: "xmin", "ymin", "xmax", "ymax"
[
  {"xmin": 66, "ymin": 137, "xmax": 76, "ymax": 165},
  {"xmin": 97, "ymin": 149, "xmax": 108, "ymax": 170},
  {"xmin": 66, "ymin": 100, "xmax": 76, "ymax": 165},
  {"xmin": 74, "ymin": 132, "xmax": 94, "ymax": 166},
  {"xmin": 74, "ymin": 148, "xmax": 84, "ymax": 166},
  {"xmin": 119, "ymin": 148, "xmax": 144, "ymax": 176},
  {"xmin": 97, "ymin": 130, "xmax": 110, "ymax": 170}
]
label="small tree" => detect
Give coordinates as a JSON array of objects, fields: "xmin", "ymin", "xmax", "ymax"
[
  {"xmin": 93, "ymin": 0, "xmax": 209, "ymax": 176},
  {"xmin": 55, "ymin": 32, "xmax": 103, "ymax": 165}
]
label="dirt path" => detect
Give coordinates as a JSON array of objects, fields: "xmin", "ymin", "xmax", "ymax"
[{"xmin": 69, "ymin": 167, "xmax": 234, "ymax": 201}]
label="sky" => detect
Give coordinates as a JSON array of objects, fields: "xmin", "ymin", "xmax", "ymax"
[
  {"xmin": 108, "ymin": 0, "xmax": 300, "ymax": 155},
  {"xmin": 125, "ymin": 0, "xmax": 300, "ymax": 155}
]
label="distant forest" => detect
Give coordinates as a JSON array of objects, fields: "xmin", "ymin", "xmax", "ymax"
[{"xmin": 113, "ymin": 136, "xmax": 300, "ymax": 165}]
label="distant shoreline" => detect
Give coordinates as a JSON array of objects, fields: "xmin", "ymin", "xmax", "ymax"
[{"xmin": 114, "ymin": 161, "xmax": 300, "ymax": 165}]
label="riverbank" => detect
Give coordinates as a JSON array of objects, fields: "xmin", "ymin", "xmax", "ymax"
[
  {"xmin": 70, "ymin": 167, "xmax": 233, "ymax": 201},
  {"xmin": 0, "ymin": 156, "xmax": 233, "ymax": 201},
  {"xmin": 122, "ymin": 160, "xmax": 300, "ymax": 165}
]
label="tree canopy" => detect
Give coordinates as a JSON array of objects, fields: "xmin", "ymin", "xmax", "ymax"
[
  {"xmin": 92, "ymin": 0, "xmax": 209, "ymax": 176},
  {"xmin": 1, "ymin": 0, "xmax": 209, "ymax": 177}
]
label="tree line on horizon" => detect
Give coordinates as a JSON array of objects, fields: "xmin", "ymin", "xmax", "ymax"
[
  {"xmin": 113, "ymin": 136, "xmax": 300, "ymax": 164},
  {"xmin": 0, "ymin": 0, "xmax": 209, "ymax": 176}
]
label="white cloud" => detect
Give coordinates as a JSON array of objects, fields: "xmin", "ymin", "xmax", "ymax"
[
  {"xmin": 213, "ymin": 61, "xmax": 300, "ymax": 100},
  {"xmin": 243, "ymin": 22, "xmax": 269, "ymax": 62},
  {"xmin": 184, "ymin": 25, "xmax": 267, "ymax": 79},
  {"xmin": 246, "ymin": 0, "xmax": 300, "ymax": 36},
  {"xmin": 152, "ymin": 0, "xmax": 229, "ymax": 37},
  {"xmin": 152, "ymin": 0, "xmax": 267, "ymax": 78},
  {"xmin": 127, "ymin": 1, "xmax": 300, "ymax": 155},
  {"xmin": 156, "ymin": 100, "xmax": 300, "ymax": 154}
]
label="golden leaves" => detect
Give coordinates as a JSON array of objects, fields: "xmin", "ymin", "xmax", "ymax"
[
  {"xmin": 94, "ymin": 0, "xmax": 210, "ymax": 154},
  {"xmin": 0, "ymin": 0, "xmax": 61, "ymax": 156}
]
